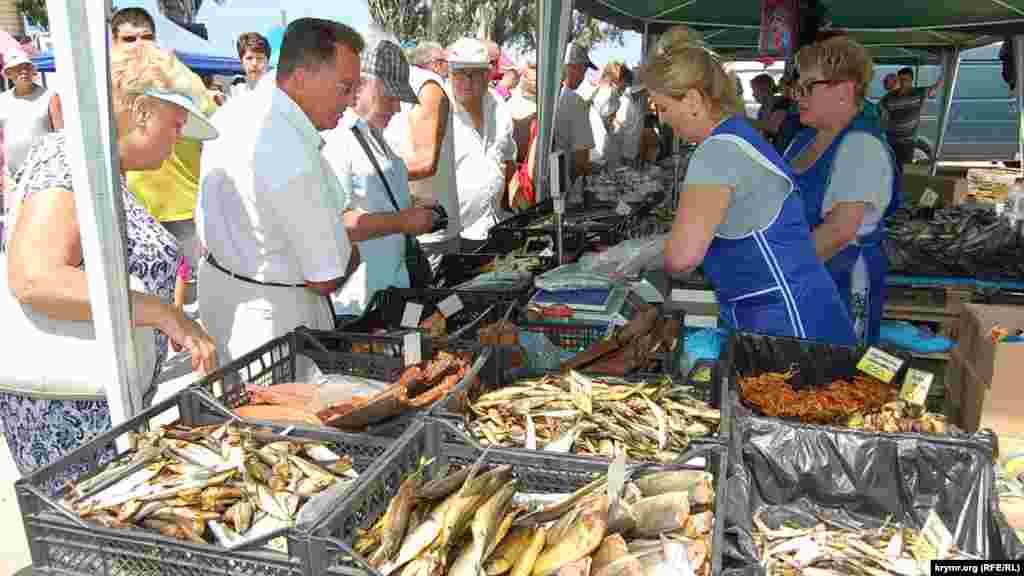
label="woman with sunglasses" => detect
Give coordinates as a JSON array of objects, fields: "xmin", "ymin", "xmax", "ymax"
[
  {"xmin": 783, "ymin": 36, "xmax": 899, "ymax": 346},
  {"xmin": 644, "ymin": 26, "xmax": 855, "ymax": 345}
]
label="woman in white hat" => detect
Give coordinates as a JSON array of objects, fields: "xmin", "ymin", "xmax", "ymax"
[{"xmin": 0, "ymin": 42, "xmax": 218, "ymax": 493}]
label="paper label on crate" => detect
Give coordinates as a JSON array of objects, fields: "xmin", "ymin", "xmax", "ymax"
[
  {"xmin": 857, "ymin": 347, "xmax": 905, "ymax": 384},
  {"xmin": 900, "ymin": 368, "xmax": 934, "ymax": 406},
  {"xmin": 437, "ymin": 294, "xmax": 464, "ymax": 318},
  {"xmin": 616, "ymin": 199, "xmax": 632, "ymax": 216},
  {"xmin": 922, "ymin": 509, "xmax": 953, "ymax": 559},
  {"xmin": 401, "ymin": 303, "xmax": 424, "ymax": 328},
  {"xmin": 568, "ymin": 371, "xmax": 594, "ymax": 415},
  {"xmin": 403, "ymin": 332, "xmax": 422, "ymax": 366},
  {"xmin": 670, "ymin": 289, "xmax": 718, "ymax": 304},
  {"xmin": 920, "ymin": 187, "xmax": 940, "ymax": 208}
]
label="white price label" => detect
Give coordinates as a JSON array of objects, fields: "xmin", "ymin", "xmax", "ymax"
[
  {"xmin": 568, "ymin": 371, "xmax": 594, "ymax": 415},
  {"xmin": 403, "ymin": 332, "xmax": 422, "ymax": 367},
  {"xmin": 616, "ymin": 199, "xmax": 632, "ymax": 216},
  {"xmin": 900, "ymin": 368, "xmax": 935, "ymax": 406},
  {"xmin": 401, "ymin": 302, "xmax": 424, "ymax": 328},
  {"xmin": 670, "ymin": 289, "xmax": 718, "ymax": 304},
  {"xmin": 685, "ymin": 315, "xmax": 720, "ymax": 328},
  {"xmin": 920, "ymin": 188, "xmax": 940, "ymax": 208},
  {"xmin": 921, "ymin": 509, "xmax": 953, "ymax": 559},
  {"xmin": 857, "ymin": 347, "xmax": 905, "ymax": 384},
  {"xmin": 437, "ymin": 294, "xmax": 464, "ymax": 318}
]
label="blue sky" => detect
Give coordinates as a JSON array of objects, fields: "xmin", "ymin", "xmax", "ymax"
[{"xmin": 196, "ymin": 0, "xmax": 643, "ymax": 68}]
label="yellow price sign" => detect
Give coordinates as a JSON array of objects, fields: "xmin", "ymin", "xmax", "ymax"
[
  {"xmin": 856, "ymin": 347, "xmax": 905, "ymax": 384},
  {"xmin": 900, "ymin": 368, "xmax": 934, "ymax": 406}
]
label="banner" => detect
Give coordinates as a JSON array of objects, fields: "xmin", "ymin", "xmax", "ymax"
[{"xmin": 759, "ymin": 0, "xmax": 799, "ymax": 59}]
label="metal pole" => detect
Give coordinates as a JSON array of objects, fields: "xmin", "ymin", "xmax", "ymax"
[
  {"xmin": 930, "ymin": 46, "xmax": 961, "ymax": 176},
  {"xmin": 47, "ymin": 0, "xmax": 144, "ymax": 431},
  {"xmin": 1015, "ymin": 36, "xmax": 1024, "ymax": 178}
]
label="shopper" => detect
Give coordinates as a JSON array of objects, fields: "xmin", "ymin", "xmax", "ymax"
[
  {"xmin": 557, "ymin": 44, "xmax": 597, "ymax": 182},
  {"xmin": 117, "ymin": 6, "xmax": 219, "ymax": 320},
  {"xmin": 0, "ymin": 49, "xmax": 62, "ymax": 178},
  {"xmin": 643, "ymin": 26, "xmax": 856, "ymax": 345},
  {"xmin": 233, "ymin": 32, "xmax": 271, "ymax": 97},
  {"xmin": 878, "ymin": 66, "xmax": 943, "ymax": 167},
  {"xmin": 385, "ymin": 41, "xmax": 461, "ymax": 269},
  {"xmin": 589, "ymin": 62, "xmax": 626, "ymax": 170},
  {"xmin": 783, "ymin": 36, "xmax": 899, "ymax": 345},
  {"xmin": 445, "ymin": 38, "xmax": 517, "ymax": 252},
  {"xmin": 196, "ymin": 18, "xmax": 362, "ymax": 366},
  {"xmin": 0, "ymin": 42, "xmax": 218, "ymax": 494},
  {"xmin": 325, "ymin": 36, "xmax": 438, "ymax": 316}
]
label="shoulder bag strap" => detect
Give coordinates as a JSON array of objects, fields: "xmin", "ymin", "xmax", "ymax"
[{"xmin": 351, "ymin": 125, "xmax": 401, "ymax": 213}]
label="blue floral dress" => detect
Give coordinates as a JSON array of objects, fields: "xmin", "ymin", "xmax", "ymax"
[{"xmin": 0, "ymin": 132, "xmax": 180, "ymax": 495}]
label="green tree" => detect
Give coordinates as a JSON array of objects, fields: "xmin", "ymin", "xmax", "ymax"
[{"xmin": 16, "ymin": 0, "xmax": 48, "ymax": 31}]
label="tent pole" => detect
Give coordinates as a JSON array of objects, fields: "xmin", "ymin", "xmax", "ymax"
[
  {"xmin": 1015, "ymin": 36, "xmax": 1024, "ymax": 178},
  {"xmin": 930, "ymin": 46, "xmax": 961, "ymax": 177},
  {"xmin": 47, "ymin": 0, "xmax": 144, "ymax": 437}
]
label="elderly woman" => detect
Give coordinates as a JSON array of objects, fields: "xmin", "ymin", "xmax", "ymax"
[
  {"xmin": 646, "ymin": 26, "xmax": 855, "ymax": 345},
  {"xmin": 590, "ymin": 62, "xmax": 626, "ymax": 169},
  {"xmin": 783, "ymin": 36, "xmax": 899, "ymax": 345},
  {"xmin": 1, "ymin": 42, "xmax": 217, "ymax": 490}
]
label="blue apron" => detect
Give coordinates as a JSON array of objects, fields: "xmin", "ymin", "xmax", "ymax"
[
  {"xmin": 701, "ymin": 117, "xmax": 857, "ymax": 346},
  {"xmin": 784, "ymin": 112, "xmax": 900, "ymax": 346}
]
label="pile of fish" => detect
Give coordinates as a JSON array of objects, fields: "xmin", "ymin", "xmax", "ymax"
[
  {"xmin": 354, "ymin": 459, "xmax": 716, "ymax": 576},
  {"xmin": 464, "ymin": 371, "xmax": 719, "ymax": 462},
  {"xmin": 754, "ymin": 511, "xmax": 980, "ymax": 575},
  {"xmin": 64, "ymin": 423, "xmax": 358, "ymax": 550},
  {"xmin": 884, "ymin": 206, "xmax": 1024, "ymax": 279}
]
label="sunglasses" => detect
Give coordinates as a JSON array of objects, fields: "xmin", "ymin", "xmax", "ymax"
[{"xmin": 117, "ymin": 33, "xmax": 156, "ymax": 43}]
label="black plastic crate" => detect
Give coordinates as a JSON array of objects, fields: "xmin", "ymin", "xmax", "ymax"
[
  {"xmin": 431, "ymin": 364, "xmax": 729, "ymax": 462},
  {"xmin": 192, "ymin": 328, "xmax": 497, "ymax": 438},
  {"xmin": 305, "ymin": 418, "xmax": 728, "ymax": 576},
  {"xmin": 17, "ymin": 388, "xmax": 394, "ymax": 576},
  {"xmin": 337, "ymin": 287, "xmax": 525, "ymax": 341},
  {"xmin": 724, "ymin": 331, "xmax": 992, "ymax": 441},
  {"xmin": 487, "ymin": 208, "xmax": 627, "ymax": 254}
]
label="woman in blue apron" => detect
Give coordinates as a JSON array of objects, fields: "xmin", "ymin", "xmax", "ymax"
[
  {"xmin": 783, "ymin": 36, "xmax": 899, "ymax": 346},
  {"xmin": 641, "ymin": 26, "xmax": 856, "ymax": 346}
]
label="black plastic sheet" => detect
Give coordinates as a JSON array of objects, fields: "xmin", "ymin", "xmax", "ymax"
[{"xmin": 722, "ymin": 416, "xmax": 1021, "ymax": 569}]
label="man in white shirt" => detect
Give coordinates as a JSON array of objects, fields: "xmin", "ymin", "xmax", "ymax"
[
  {"xmin": 324, "ymin": 36, "xmax": 438, "ymax": 316},
  {"xmin": 557, "ymin": 44, "xmax": 596, "ymax": 183},
  {"xmin": 614, "ymin": 69, "xmax": 646, "ymax": 166},
  {"xmin": 445, "ymin": 38, "xmax": 517, "ymax": 252},
  {"xmin": 384, "ymin": 41, "xmax": 460, "ymax": 270},
  {"xmin": 196, "ymin": 18, "xmax": 363, "ymax": 366}
]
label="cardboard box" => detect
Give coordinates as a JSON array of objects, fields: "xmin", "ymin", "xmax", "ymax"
[
  {"xmin": 901, "ymin": 171, "xmax": 969, "ymax": 208},
  {"xmin": 947, "ymin": 303, "xmax": 1024, "ymax": 436}
]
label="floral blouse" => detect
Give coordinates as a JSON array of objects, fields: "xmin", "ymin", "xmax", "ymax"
[{"xmin": 11, "ymin": 132, "xmax": 181, "ymax": 380}]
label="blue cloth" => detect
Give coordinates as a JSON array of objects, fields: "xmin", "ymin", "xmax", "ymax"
[
  {"xmin": 785, "ymin": 111, "xmax": 900, "ymax": 346},
  {"xmin": 879, "ymin": 320, "xmax": 955, "ymax": 354},
  {"xmin": 699, "ymin": 116, "xmax": 856, "ymax": 346}
]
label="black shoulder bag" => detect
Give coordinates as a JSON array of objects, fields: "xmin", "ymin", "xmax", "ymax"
[{"xmin": 350, "ymin": 126, "xmax": 433, "ymax": 290}]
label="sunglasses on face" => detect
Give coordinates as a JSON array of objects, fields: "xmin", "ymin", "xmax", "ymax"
[{"xmin": 117, "ymin": 33, "xmax": 156, "ymax": 43}]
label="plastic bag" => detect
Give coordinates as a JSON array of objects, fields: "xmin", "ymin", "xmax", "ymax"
[
  {"xmin": 724, "ymin": 416, "xmax": 1001, "ymax": 567},
  {"xmin": 576, "ymin": 234, "xmax": 669, "ymax": 277},
  {"xmin": 880, "ymin": 320, "xmax": 956, "ymax": 354},
  {"xmin": 535, "ymin": 265, "xmax": 628, "ymax": 292},
  {"xmin": 304, "ymin": 372, "xmax": 392, "ymax": 413}
]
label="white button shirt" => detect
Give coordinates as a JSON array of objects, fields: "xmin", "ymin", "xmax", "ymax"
[
  {"xmin": 196, "ymin": 85, "xmax": 352, "ymax": 365},
  {"xmin": 451, "ymin": 89, "xmax": 517, "ymax": 241},
  {"xmin": 324, "ymin": 113, "xmax": 410, "ymax": 317}
]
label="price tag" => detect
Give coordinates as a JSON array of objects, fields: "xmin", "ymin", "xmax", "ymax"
[
  {"xmin": 437, "ymin": 294, "xmax": 464, "ymax": 318},
  {"xmin": 400, "ymin": 302, "xmax": 424, "ymax": 328},
  {"xmin": 670, "ymin": 289, "xmax": 718, "ymax": 304},
  {"xmin": 568, "ymin": 370, "xmax": 594, "ymax": 415},
  {"xmin": 920, "ymin": 187, "xmax": 940, "ymax": 208},
  {"xmin": 403, "ymin": 332, "xmax": 422, "ymax": 367},
  {"xmin": 856, "ymin": 347, "xmax": 905, "ymax": 384},
  {"xmin": 616, "ymin": 199, "xmax": 632, "ymax": 216},
  {"xmin": 900, "ymin": 368, "xmax": 934, "ymax": 406},
  {"xmin": 921, "ymin": 509, "xmax": 953, "ymax": 559}
]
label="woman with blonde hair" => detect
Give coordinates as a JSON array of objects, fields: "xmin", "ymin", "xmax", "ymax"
[
  {"xmin": 646, "ymin": 26, "xmax": 855, "ymax": 345},
  {"xmin": 0, "ymin": 42, "xmax": 218, "ymax": 492},
  {"xmin": 783, "ymin": 36, "xmax": 899, "ymax": 345}
]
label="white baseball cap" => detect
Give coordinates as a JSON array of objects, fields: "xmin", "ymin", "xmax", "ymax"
[
  {"xmin": 3, "ymin": 50, "xmax": 33, "ymax": 73},
  {"xmin": 447, "ymin": 38, "xmax": 491, "ymax": 71}
]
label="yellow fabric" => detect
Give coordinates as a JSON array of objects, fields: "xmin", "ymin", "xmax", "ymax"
[{"xmin": 126, "ymin": 68, "xmax": 219, "ymax": 223}]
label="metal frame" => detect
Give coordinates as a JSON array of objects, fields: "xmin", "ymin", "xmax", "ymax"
[
  {"xmin": 931, "ymin": 47, "xmax": 963, "ymax": 175},
  {"xmin": 1016, "ymin": 35, "xmax": 1024, "ymax": 176},
  {"xmin": 47, "ymin": 0, "xmax": 143, "ymax": 434}
]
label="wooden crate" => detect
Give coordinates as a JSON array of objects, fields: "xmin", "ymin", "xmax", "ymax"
[{"xmin": 883, "ymin": 285, "xmax": 974, "ymax": 339}]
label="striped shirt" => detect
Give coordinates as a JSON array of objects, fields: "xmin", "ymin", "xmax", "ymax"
[{"xmin": 879, "ymin": 87, "xmax": 930, "ymax": 144}]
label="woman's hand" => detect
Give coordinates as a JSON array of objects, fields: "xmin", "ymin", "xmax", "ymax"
[{"xmin": 159, "ymin": 306, "xmax": 217, "ymax": 374}]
